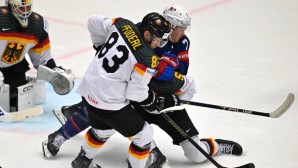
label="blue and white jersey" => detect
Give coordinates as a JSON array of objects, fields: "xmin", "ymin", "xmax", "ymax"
[{"xmin": 154, "ymin": 36, "xmax": 190, "ymax": 75}]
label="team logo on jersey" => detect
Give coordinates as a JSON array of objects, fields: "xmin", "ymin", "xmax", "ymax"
[{"xmin": 1, "ymin": 42, "xmax": 26, "ymax": 64}]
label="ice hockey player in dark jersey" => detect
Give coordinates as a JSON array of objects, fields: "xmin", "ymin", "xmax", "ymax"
[
  {"xmin": 0, "ymin": 0, "xmax": 75, "ymax": 121},
  {"xmin": 138, "ymin": 5, "xmax": 243, "ymax": 167}
]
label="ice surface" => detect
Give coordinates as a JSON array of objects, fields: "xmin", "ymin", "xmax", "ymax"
[{"xmin": 1, "ymin": 0, "xmax": 297, "ymax": 167}]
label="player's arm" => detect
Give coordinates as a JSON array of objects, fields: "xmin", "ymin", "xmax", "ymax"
[
  {"xmin": 176, "ymin": 36, "xmax": 190, "ymax": 75},
  {"xmin": 176, "ymin": 50, "xmax": 189, "ymax": 75},
  {"xmin": 29, "ymin": 18, "xmax": 75, "ymax": 95},
  {"xmin": 153, "ymin": 52, "xmax": 179, "ymax": 81},
  {"xmin": 126, "ymin": 63, "xmax": 154, "ymax": 102},
  {"xmin": 88, "ymin": 15, "xmax": 113, "ymax": 48},
  {"xmin": 125, "ymin": 63, "xmax": 161, "ymax": 113},
  {"xmin": 88, "ymin": 15, "xmax": 114, "ymax": 56},
  {"xmin": 153, "ymin": 40, "xmax": 190, "ymax": 81}
]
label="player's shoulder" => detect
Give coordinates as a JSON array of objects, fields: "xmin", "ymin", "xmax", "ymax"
[
  {"xmin": 114, "ymin": 17, "xmax": 135, "ymax": 30},
  {"xmin": 0, "ymin": 6, "xmax": 9, "ymax": 15},
  {"xmin": 0, "ymin": 6, "xmax": 16, "ymax": 27},
  {"xmin": 176, "ymin": 35, "xmax": 190, "ymax": 50},
  {"xmin": 115, "ymin": 18, "xmax": 157, "ymax": 68},
  {"xmin": 178, "ymin": 35, "xmax": 190, "ymax": 44},
  {"xmin": 29, "ymin": 12, "xmax": 46, "ymax": 26},
  {"xmin": 88, "ymin": 14, "xmax": 111, "ymax": 24},
  {"xmin": 0, "ymin": 6, "xmax": 12, "ymax": 19},
  {"xmin": 26, "ymin": 12, "xmax": 49, "ymax": 35}
]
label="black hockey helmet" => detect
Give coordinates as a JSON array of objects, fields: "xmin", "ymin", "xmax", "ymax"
[{"xmin": 139, "ymin": 12, "xmax": 171, "ymax": 40}]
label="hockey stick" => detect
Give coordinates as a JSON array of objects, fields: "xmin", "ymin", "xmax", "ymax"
[
  {"xmin": 159, "ymin": 105, "xmax": 185, "ymax": 113},
  {"xmin": 0, "ymin": 105, "xmax": 43, "ymax": 122},
  {"xmin": 53, "ymin": 109, "xmax": 67, "ymax": 125},
  {"xmin": 160, "ymin": 112, "xmax": 255, "ymax": 168},
  {"xmin": 180, "ymin": 93, "xmax": 294, "ymax": 118}
]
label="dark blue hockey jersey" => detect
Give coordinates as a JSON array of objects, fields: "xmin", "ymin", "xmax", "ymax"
[{"xmin": 154, "ymin": 36, "xmax": 190, "ymax": 75}]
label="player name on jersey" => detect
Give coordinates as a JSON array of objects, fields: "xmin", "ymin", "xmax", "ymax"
[{"xmin": 121, "ymin": 25, "xmax": 142, "ymax": 51}]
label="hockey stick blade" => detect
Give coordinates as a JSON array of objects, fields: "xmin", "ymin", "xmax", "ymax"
[
  {"xmin": 233, "ymin": 163, "xmax": 255, "ymax": 168},
  {"xmin": 269, "ymin": 93, "xmax": 294, "ymax": 118},
  {"xmin": 0, "ymin": 105, "xmax": 43, "ymax": 122},
  {"xmin": 159, "ymin": 105, "xmax": 185, "ymax": 113}
]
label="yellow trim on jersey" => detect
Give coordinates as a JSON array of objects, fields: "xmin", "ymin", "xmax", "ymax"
[{"xmin": 30, "ymin": 43, "xmax": 51, "ymax": 54}]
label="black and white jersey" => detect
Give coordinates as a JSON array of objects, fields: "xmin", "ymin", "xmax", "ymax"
[
  {"xmin": 0, "ymin": 6, "xmax": 53, "ymax": 69},
  {"xmin": 77, "ymin": 15, "xmax": 157, "ymax": 110}
]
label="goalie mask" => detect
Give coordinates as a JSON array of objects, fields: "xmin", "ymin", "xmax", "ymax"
[{"xmin": 9, "ymin": 0, "xmax": 33, "ymax": 27}]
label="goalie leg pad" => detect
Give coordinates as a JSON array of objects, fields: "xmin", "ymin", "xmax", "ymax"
[
  {"xmin": 17, "ymin": 80, "xmax": 46, "ymax": 111},
  {"xmin": 0, "ymin": 105, "xmax": 11, "ymax": 122},
  {"xmin": 37, "ymin": 65, "xmax": 75, "ymax": 95},
  {"xmin": 0, "ymin": 84, "xmax": 10, "ymax": 112},
  {"xmin": 33, "ymin": 80, "xmax": 46, "ymax": 105}
]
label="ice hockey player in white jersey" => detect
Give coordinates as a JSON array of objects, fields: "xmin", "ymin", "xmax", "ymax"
[
  {"xmin": 68, "ymin": 13, "xmax": 171, "ymax": 168},
  {"xmin": 0, "ymin": 0, "xmax": 75, "ymax": 122},
  {"xmin": 43, "ymin": 5, "xmax": 244, "ymax": 168}
]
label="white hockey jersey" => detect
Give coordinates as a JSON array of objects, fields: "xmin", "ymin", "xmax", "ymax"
[
  {"xmin": 76, "ymin": 15, "xmax": 157, "ymax": 110},
  {"xmin": 0, "ymin": 6, "xmax": 53, "ymax": 69}
]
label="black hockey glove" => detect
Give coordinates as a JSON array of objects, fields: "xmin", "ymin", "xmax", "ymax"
[
  {"xmin": 156, "ymin": 94, "xmax": 180, "ymax": 111},
  {"xmin": 139, "ymin": 90, "xmax": 159, "ymax": 114}
]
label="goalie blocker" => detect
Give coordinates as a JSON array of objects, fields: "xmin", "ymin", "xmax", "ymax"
[{"xmin": 37, "ymin": 65, "xmax": 75, "ymax": 95}]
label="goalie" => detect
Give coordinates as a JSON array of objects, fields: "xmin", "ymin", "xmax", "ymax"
[{"xmin": 0, "ymin": 0, "xmax": 75, "ymax": 122}]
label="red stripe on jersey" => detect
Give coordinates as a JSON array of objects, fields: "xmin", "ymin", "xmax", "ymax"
[
  {"xmin": 0, "ymin": 32, "xmax": 39, "ymax": 42},
  {"xmin": 177, "ymin": 50, "xmax": 189, "ymax": 61},
  {"xmin": 31, "ymin": 37, "xmax": 50, "ymax": 49},
  {"xmin": 30, "ymin": 38, "xmax": 51, "ymax": 54},
  {"xmin": 134, "ymin": 63, "xmax": 147, "ymax": 76}
]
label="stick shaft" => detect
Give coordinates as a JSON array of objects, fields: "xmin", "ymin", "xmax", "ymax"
[
  {"xmin": 161, "ymin": 113, "xmax": 255, "ymax": 168},
  {"xmin": 180, "ymin": 93, "xmax": 294, "ymax": 118},
  {"xmin": 161, "ymin": 113, "xmax": 225, "ymax": 168},
  {"xmin": 180, "ymin": 100, "xmax": 269, "ymax": 117}
]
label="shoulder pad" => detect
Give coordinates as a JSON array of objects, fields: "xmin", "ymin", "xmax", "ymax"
[{"xmin": 115, "ymin": 18, "xmax": 157, "ymax": 69}]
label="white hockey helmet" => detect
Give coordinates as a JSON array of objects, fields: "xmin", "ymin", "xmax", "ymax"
[
  {"xmin": 162, "ymin": 5, "xmax": 191, "ymax": 29},
  {"xmin": 9, "ymin": 0, "xmax": 33, "ymax": 27}
]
